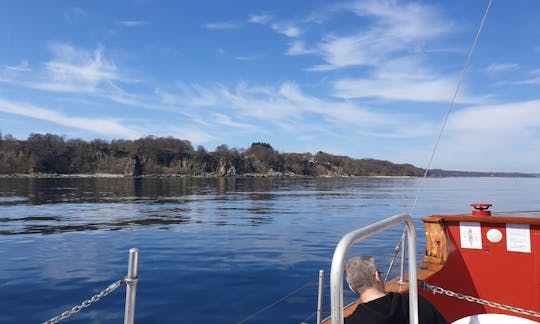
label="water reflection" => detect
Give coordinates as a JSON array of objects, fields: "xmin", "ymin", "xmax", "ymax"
[
  {"xmin": 0, "ymin": 177, "xmax": 423, "ymax": 235},
  {"xmin": 0, "ymin": 177, "xmax": 432, "ymax": 237}
]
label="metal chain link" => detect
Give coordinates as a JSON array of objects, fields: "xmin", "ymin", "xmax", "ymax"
[
  {"xmin": 43, "ymin": 279, "xmax": 127, "ymax": 324},
  {"xmin": 422, "ymin": 282, "xmax": 540, "ymax": 318}
]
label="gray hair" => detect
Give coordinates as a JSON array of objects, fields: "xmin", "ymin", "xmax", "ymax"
[{"xmin": 345, "ymin": 256, "xmax": 378, "ymax": 294}]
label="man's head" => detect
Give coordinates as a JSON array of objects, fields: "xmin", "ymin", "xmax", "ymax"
[{"xmin": 345, "ymin": 256, "xmax": 383, "ymax": 295}]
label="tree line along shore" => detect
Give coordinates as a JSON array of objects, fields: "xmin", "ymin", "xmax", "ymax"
[
  {"xmin": 0, "ymin": 133, "xmax": 423, "ymax": 177},
  {"xmin": 2, "ymin": 133, "xmax": 537, "ymax": 178}
]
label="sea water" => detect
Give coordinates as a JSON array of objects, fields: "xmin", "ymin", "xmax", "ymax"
[{"xmin": 0, "ymin": 177, "xmax": 539, "ymax": 323}]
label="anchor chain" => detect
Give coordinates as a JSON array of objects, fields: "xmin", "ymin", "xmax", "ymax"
[
  {"xmin": 43, "ymin": 278, "xmax": 128, "ymax": 324},
  {"xmin": 422, "ymin": 282, "xmax": 540, "ymax": 318}
]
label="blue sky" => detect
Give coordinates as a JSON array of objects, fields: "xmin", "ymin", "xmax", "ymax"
[{"xmin": 1, "ymin": 0, "xmax": 540, "ymax": 172}]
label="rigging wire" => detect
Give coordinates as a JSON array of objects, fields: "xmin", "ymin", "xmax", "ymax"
[
  {"xmin": 386, "ymin": 0, "xmax": 494, "ymax": 284},
  {"xmin": 237, "ymin": 279, "xmax": 316, "ymax": 324},
  {"xmin": 409, "ymin": 0, "xmax": 493, "ymax": 214}
]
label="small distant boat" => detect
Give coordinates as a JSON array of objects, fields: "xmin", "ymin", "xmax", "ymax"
[{"xmin": 324, "ymin": 204, "xmax": 540, "ymax": 323}]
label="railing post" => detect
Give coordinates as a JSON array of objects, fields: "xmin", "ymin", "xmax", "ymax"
[
  {"xmin": 317, "ymin": 270, "xmax": 325, "ymax": 324},
  {"xmin": 124, "ymin": 248, "xmax": 139, "ymax": 324}
]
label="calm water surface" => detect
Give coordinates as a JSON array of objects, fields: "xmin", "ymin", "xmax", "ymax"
[{"xmin": 1, "ymin": 177, "xmax": 539, "ymax": 323}]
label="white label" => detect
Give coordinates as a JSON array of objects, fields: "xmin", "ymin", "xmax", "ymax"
[
  {"xmin": 460, "ymin": 222, "xmax": 482, "ymax": 249},
  {"xmin": 506, "ymin": 224, "xmax": 531, "ymax": 253}
]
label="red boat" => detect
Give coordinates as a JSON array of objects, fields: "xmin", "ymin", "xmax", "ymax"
[{"xmin": 324, "ymin": 204, "xmax": 540, "ymax": 323}]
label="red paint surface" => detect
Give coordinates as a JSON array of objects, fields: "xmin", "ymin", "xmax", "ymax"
[
  {"xmin": 470, "ymin": 203, "xmax": 492, "ymax": 216},
  {"xmin": 420, "ymin": 217, "xmax": 540, "ymax": 322}
]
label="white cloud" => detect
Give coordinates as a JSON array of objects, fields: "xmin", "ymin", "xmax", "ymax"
[
  {"xmin": 484, "ymin": 63, "xmax": 519, "ymax": 73},
  {"xmin": 3, "ymin": 60, "xmax": 31, "ymax": 72},
  {"xmin": 235, "ymin": 55, "xmax": 264, "ymax": 61},
  {"xmin": 0, "ymin": 99, "xmax": 139, "ymax": 138},
  {"xmin": 307, "ymin": 34, "xmax": 379, "ymax": 71},
  {"xmin": 271, "ymin": 22, "xmax": 302, "ymax": 38},
  {"xmin": 286, "ymin": 41, "xmax": 313, "ymax": 56},
  {"xmin": 118, "ymin": 20, "xmax": 149, "ymax": 27},
  {"xmin": 0, "ymin": 43, "xmax": 149, "ymax": 108},
  {"xmin": 349, "ymin": 0, "xmax": 448, "ymax": 39},
  {"xmin": 248, "ymin": 14, "xmax": 273, "ymax": 24},
  {"xmin": 248, "ymin": 14, "xmax": 301, "ymax": 38},
  {"xmin": 156, "ymin": 84, "xmax": 218, "ymax": 107},
  {"xmin": 334, "ymin": 77, "xmax": 456, "ymax": 102},
  {"xmin": 306, "ymin": 0, "xmax": 450, "ymax": 71},
  {"xmin": 46, "ymin": 43, "xmax": 123, "ymax": 87},
  {"xmin": 510, "ymin": 68, "xmax": 540, "ymax": 85},
  {"xmin": 159, "ymin": 81, "xmax": 413, "ymax": 133},
  {"xmin": 203, "ymin": 21, "xmax": 239, "ymax": 30},
  {"xmin": 212, "ymin": 113, "xmax": 256, "ymax": 129},
  {"xmin": 513, "ymin": 78, "xmax": 540, "ymax": 85},
  {"xmin": 448, "ymin": 100, "xmax": 540, "ymax": 133},
  {"xmin": 331, "ymin": 57, "xmax": 486, "ymax": 103},
  {"xmin": 163, "ymin": 126, "xmax": 218, "ymax": 144},
  {"xmin": 430, "ymin": 100, "xmax": 540, "ymax": 172},
  {"xmin": 287, "ymin": 41, "xmax": 309, "ymax": 56}
]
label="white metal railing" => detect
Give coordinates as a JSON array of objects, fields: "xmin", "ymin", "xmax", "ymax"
[
  {"xmin": 124, "ymin": 248, "xmax": 139, "ymax": 324},
  {"xmin": 317, "ymin": 269, "xmax": 325, "ymax": 324},
  {"xmin": 329, "ymin": 213, "xmax": 418, "ymax": 324}
]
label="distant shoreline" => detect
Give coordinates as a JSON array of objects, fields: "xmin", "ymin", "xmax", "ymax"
[
  {"xmin": 1, "ymin": 173, "xmax": 538, "ymax": 179},
  {"xmin": 0, "ymin": 173, "xmax": 420, "ymax": 179}
]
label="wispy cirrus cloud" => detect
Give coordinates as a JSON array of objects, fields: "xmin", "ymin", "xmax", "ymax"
[
  {"xmin": 304, "ymin": 0, "xmax": 450, "ymax": 71},
  {"xmin": 271, "ymin": 22, "xmax": 302, "ymax": 38},
  {"xmin": 495, "ymin": 67, "xmax": 540, "ymax": 86},
  {"xmin": 331, "ymin": 56, "xmax": 487, "ymax": 104},
  {"xmin": 0, "ymin": 98, "xmax": 140, "ymax": 138},
  {"xmin": 333, "ymin": 76, "xmax": 456, "ymax": 103},
  {"xmin": 156, "ymin": 81, "xmax": 417, "ymax": 135},
  {"xmin": 156, "ymin": 125, "xmax": 218, "ymax": 144},
  {"xmin": 211, "ymin": 112, "xmax": 257, "ymax": 129},
  {"xmin": 203, "ymin": 21, "xmax": 240, "ymax": 30},
  {"xmin": 118, "ymin": 20, "xmax": 150, "ymax": 27},
  {"xmin": 484, "ymin": 63, "xmax": 519, "ymax": 73},
  {"xmin": 0, "ymin": 43, "xmax": 150, "ymax": 109},
  {"xmin": 235, "ymin": 55, "xmax": 264, "ymax": 61},
  {"xmin": 3, "ymin": 60, "xmax": 31, "ymax": 72},
  {"xmin": 248, "ymin": 14, "xmax": 273, "ymax": 24},
  {"xmin": 248, "ymin": 13, "xmax": 301, "ymax": 38},
  {"xmin": 286, "ymin": 41, "xmax": 314, "ymax": 55},
  {"xmin": 45, "ymin": 43, "xmax": 123, "ymax": 86},
  {"xmin": 280, "ymin": 0, "xmax": 472, "ymax": 104}
]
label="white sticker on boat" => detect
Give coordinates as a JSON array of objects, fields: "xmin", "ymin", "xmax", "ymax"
[
  {"xmin": 506, "ymin": 224, "xmax": 531, "ymax": 253},
  {"xmin": 459, "ymin": 222, "xmax": 482, "ymax": 249}
]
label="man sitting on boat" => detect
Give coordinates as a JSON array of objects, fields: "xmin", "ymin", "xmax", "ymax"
[{"xmin": 345, "ymin": 256, "xmax": 448, "ymax": 324}]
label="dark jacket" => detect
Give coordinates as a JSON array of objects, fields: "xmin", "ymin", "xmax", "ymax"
[{"xmin": 344, "ymin": 292, "xmax": 448, "ymax": 324}]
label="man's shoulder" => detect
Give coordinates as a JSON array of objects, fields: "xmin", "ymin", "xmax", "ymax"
[{"xmin": 392, "ymin": 291, "xmax": 449, "ymax": 324}]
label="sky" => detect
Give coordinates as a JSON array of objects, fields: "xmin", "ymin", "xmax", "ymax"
[{"xmin": 1, "ymin": 0, "xmax": 540, "ymax": 173}]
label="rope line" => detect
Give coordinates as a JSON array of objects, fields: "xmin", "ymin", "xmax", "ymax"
[
  {"xmin": 237, "ymin": 280, "xmax": 317, "ymax": 324},
  {"xmin": 300, "ymin": 301, "xmax": 332, "ymax": 324}
]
